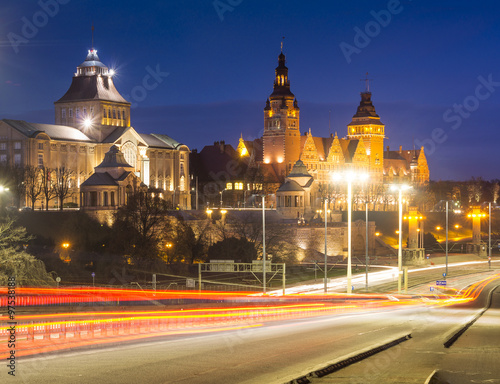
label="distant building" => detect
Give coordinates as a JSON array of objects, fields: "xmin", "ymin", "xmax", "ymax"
[
  {"xmin": 237, "ymin": 49, "xmax": 430, "ymax": 187},
  {"xmin": 0, "ymin": 48, "xmax": 190, "ymax": 210}
]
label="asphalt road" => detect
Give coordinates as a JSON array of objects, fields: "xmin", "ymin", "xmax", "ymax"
[
  {"xmin": 7, "ymin": 275, "xmax": 498, "ymax": 384},
  {"xmin": 307, "ymin": 278, "xmax": 500, "ymax": 383}
]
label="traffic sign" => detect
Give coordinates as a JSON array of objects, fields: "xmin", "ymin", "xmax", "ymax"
[
  {"xmin": 91, "ymin": 272, "xmax": 95, "ymax": 277},
  {"xmin": 436, "ymin": 280, "xmax": 447, "ymax": 286},
  {"xmin": 430, "ymin": 287, "xmax": 434, "ymax": 292},
  {"xmin": 442, "ymin": 273, "xmax": 447, "ymax": 278}
]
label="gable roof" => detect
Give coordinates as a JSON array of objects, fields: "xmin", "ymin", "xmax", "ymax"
[{"xmin": 2, "ymin": 119, "xmax": 94, "ymax": 142}]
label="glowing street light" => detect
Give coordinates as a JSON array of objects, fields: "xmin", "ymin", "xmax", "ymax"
[
  {"xmin": 390, "ymin": 184, "xmax": 411, "ymax": 294},
  {"xmin": 332, "ymin": 170, "xmax": 369, "ymax": 294}
]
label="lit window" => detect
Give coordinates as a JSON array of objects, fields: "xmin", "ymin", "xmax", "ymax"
[
  {"xmin": 226, "ymin": 183, "xmax": 233, "ymax": 190},
  {"xmin": 235, "ymin": 182, "xmax": 243, "ymax": 190},
  {"xmin": 122, "ymin": 142, "xmax": 137, "ymax": 168},
  {"xmin": 180, "ymin": 176, "xmax": 185, "ymax": 192},
  {"xmin": 14, "ymin": 142, "xmax": 21, "ymax": 150}
]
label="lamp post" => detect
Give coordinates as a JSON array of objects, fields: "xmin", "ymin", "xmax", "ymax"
[
  {"xmin": 332, "ymin": 171, "xmax": 369, "ymax": 294},
  {"xmin": 445, "ymin": 201, "xmax": 449, "ymax": 278},
  {"xmin": 324, "ymin": 198, "xmax": 328, "ymax": 293},
  {"xmin": 365, "ymin": 201, "xmax": 369, "ymax": 291},
  {"xmin": 219, "ymin": 188, "xmax": 226, "ymax": 208},
  {"xmin": 489, "ymin": 202, "xmax": 492, "ymax": 269},
  {"xmin": 390, "ymin": 184, "xmax": 411, "ymax": 294},
  {"xmin": 262, "ymin": 195, "xmax": 266, "ymax": 294}
]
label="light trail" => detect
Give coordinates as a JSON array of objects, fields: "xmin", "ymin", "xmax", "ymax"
[{"xmin": 1, "ymin": 273, "xmax": 498, "ymax": 360}]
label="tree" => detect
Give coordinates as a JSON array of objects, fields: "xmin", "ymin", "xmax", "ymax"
[
  {"xmin": 207, "ymin": 237, "xmax": 257, "ymax": 263},
  {"xmin": 40, "ymin": 166, "xmax": 56, "ymax": 210},
  {"xmin": 0, "ymin": 218, "xmax": 55, "ymax": 286},
  {"xmin": 24, "ymin": 166, "xmax": 43, "ymax": 209},
  {"xmin": 0, "ymin": 162, "xmax": 25, "ymax": 208},
  {"xmin": 53, "ymin": 166, "xmax": 74, "ymax": 210},
  {"xmin": 491, "ymin": 182, "xmax": 500, "ymax": 204},
  {"xmin": 112, "ymin": 188, "xmax": 172, "ymax": 263},
  {"xmin": 169, "ymin": 218, "xmax": 210, "ymax": 265}
]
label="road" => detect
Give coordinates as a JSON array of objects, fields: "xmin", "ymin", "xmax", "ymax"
[
  {"xmin": 8, "ymin": 274, "xmax": 499, "ymax": 384},
  {"xmin": 301, "ymin": 276, "xmax": 500, "ymax": 383}
]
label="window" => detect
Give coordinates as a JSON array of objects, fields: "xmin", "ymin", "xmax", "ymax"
[
  {"xmin": 38, "ymin": 154, "xmax": 43, "ymax": 168},
  {"xmin": 110, "ymin": 191, "xmax": 115, "ymax": 206},
  {"xmin": 226, "ymin": 183, "xmax": 233, "ymax": 190},
  {"xmin": 90, "ymin": 192, "xmax": 97, "ymax": 207},
  {"xmin": 61, "ymin": 109, "xmax": 66, "ymax": 118},
  {"xmin": 235, "ymin": 182, "xmax": 244, "ymax": 190},
  {"xmin": 180, "ymin": 176, "xmax": 185, "ymax": 192},
  {"xmin": 113, "ymin": 109, "xmax": 116, "ymax": 119},
  {"xmin": 75, "ymin": 108, "xmax": 80, "ymax": 118},
  {"xmin": 38, "ymin": 142, "xmax": 44, "ymax": 150},
  {"xmin": 103, "ymin": 109, "xmax": 107, "ymax": 118},
  {"xmin": 14, "ymin": 153, "xmax": 21, "ymax": 165},
  {"xmin": 83, "ymin": 107, "xmax": 87, "ymax": 116},
  {"xmin": 0, "ymin": 155, "xmax": 6, "ymax": 163},
  {"xmin": 0, "ymin": 143, "xmax": 6, "ymax": 151},
  {"xmin": 103, "ymin": 192, "xmax": 108, "ymax": 206},
  {"xmin": 90, "ymin": 107, "xmax": 94, "ymax": 116},
  {"xmin": 69, "ymin": 108, "xmax": 73, "ymax": 118},
  {"xmin": 14, "ymin": 142, "xmax": 21, "ymax": 150},
  {"xmin": 122, "ymin": 142, "xmax": 137, "ymax": 168}
]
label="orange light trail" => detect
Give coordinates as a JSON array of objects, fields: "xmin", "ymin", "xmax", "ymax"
[{"xmin": 1, "ymin": 273, "xmax": 498, "ymax": 359}]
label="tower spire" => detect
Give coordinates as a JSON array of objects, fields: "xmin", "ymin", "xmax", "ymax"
[
  {"xmin": 91, "ymin": 23, "xmax": 95, "ymax": 50},
  {"xmin": 281, "ymin": 36, "xmax": 285, "ymax": 52},
  {"xmin": 361, "ymin": 72, "xmax": 373, "ymax": 92}
]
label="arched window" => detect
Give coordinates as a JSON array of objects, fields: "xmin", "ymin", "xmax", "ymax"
[{"xmin": 122, "ymin": 141, "xmax": 137, "ymax": 168}]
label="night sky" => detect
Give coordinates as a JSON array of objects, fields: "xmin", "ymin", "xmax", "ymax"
[{"xmin": 1, "ymin": 0, "xmax": 499, "ymax": 181}]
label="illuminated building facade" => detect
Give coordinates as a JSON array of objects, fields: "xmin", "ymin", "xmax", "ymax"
[
  {"xmin": 236, "ymin": 50, "xmax": 430, "ymax": 201},
  {"xmin": 0, "ymin": 48, "xmax": 190, "ymax": 210}
]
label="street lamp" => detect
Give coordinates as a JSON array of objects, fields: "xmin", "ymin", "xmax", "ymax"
[
  {"xmin": 220, "ymin": 188, "xmax": 227, "ymax": 208},
  {"xmin": 261, "ymin": 195, "xmax": 266, "ymax": 294},
  {"xmin": 390, "ymin": 184, "xmax": 411, "ymax": 294},
  {"xmin": 332, "ymin": 170, "xmax": 369, "ymax": 294},
  {"xmin": 489, "ymin": 202, "xmax": 492, "ymax": 269}
]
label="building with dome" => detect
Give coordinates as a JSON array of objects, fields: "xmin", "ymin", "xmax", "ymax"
[{"xmin": 0, "ymin": 48, "xmax": 190, "ymax": 211}]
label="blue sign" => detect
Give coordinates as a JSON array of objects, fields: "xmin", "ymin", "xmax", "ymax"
[
  {"xmin": 430, "ymin": 287, "xmax": 434, "ymax": 292},
  {"xmin": 91, "ymin": 272, "xmax": 95, "ymax": 277},
  {"xmin": 442, "ymin": 273, "xmax": 447, "ymax": 278},
  {"xmin": 436, "ymin": 280, "xmax": 447, "ymax": 286}
]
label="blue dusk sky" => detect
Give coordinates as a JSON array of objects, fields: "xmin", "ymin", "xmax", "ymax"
[{"xmin": 1, "ymin": 0, "xmax": 499, "ymax": 181}]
